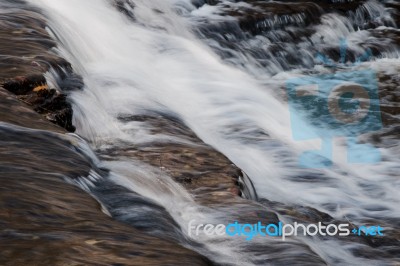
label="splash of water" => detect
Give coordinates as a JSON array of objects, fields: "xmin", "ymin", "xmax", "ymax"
[{"xmin": 27, "ymin": 0, "xmax": 400, "ymax": 264}]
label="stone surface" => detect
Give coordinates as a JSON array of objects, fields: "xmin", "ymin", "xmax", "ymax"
[
  {"xmin": 0, "ymin": 1, "xmax": 79, "ymax": 132},
  {"xmin": 0, "ymin": 87, "xmax": 213, "ymax": 266}
]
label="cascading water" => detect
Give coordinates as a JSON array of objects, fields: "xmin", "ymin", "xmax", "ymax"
[{"xmin": 25, "ymin": 0, "xmax": 400, "ymax": 265}]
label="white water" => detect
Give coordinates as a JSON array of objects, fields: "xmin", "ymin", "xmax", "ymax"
[{"xmin": 29, "ymin": 0, "xmax": 400, "ymax": 264}]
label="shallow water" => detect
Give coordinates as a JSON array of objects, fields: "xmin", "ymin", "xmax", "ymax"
[{"xmin": 17, "ymin": 0, "xmax": 400, "ymax": 264}]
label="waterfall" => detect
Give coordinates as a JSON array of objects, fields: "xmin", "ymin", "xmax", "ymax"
[{"xmin": 25, "ymin": 0, "xmax": 400, "ymax": 264}]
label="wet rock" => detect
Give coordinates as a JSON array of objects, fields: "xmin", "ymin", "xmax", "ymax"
[
  {"xmin": 386, "ymin": 2, "xmax": 400, "ymax": 26},
  {"xmin": 0, "ymin": 2, "xmax": 81, "ymax": 132},
  {"xmin": 2, "ymin": 74, "xmax": 46, "ymax": 95},
  {"xmin": 192, "ymin": 0, "xmax": 220, "ymax": 7},
  {"xmin": 112, "ymin": 113, "xmax": 245, "ymax": 200},
  {"xmin": 260, "ymin": 199, "xmax": 400, "ymax": 263},
  {"xmin": 22, "ymin": 88, "xmax": 75, "ymax": 132},
  {"xmin": 0, "ymin": 4, "xmax": 66, "ymax": 79},
  {"xmin": 114, "ymin": 0, "xmax": 136, "ymax": 21},
  {"xmin": 377, "ymin": 73, "xmax": 400, "ymax": 127},
  {"xmin": 192, "ymin": 0, "xmax": 398, "ymax": 74},
  {"xmin": 0, "ymin": 88, "xmax": 213, "ymax": 266},
  {"xmin": 0, "ymin": 87, "xmax": 64, "ymax": 133},
  {"xmin": 2, "ymin": 75, "xmax": 75, "ymax": 132},
  {"xmin": 0, "ymin": 4, "xmax": 215, "ymax": 263}
]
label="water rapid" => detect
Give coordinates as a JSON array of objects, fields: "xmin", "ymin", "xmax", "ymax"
[{"xmin": 24, "ymin": 0, "xmax": 400, "ymax": 265}]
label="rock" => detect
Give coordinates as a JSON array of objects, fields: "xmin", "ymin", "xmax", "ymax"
[
  {"xmin": 2, "ymin": 74, "xmax": 46, "ymax": 95},
  {"xmin": 3, "ymin": 75, "xmax": 76, "ymax": 132},
  {"xmin": 0, "ymin": 87, "xmax": 213, "ymax": 266},
  {"xmin": 113, "ymin": 113, "xmax": 247, "ymax": 201},
  {"xmin": 0, "ymin": 2, "xmax": 82, "ymax": 132}
]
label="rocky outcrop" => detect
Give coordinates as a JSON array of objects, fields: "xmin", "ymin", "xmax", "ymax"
[
  {"xmin": 0, "ymin": 2, "xmax": 214, "ymax": 264},
  {"xmin": 112, "ymin": 114, "xmax": 247, "ymax": 201},
  {"xmin": 0, "ymin": 1, "xmax": 274, "ymax": 264},
  {"xmin": 0, "ymin": 1, "xmax": 79, "ymax": 132},
  {"xmin": 3, "ymin": 75, "xmax": 75, "ymax": 132},
  {"xmin": 0, "ymin": 86, "xmax": 214, "ymax": 265}
]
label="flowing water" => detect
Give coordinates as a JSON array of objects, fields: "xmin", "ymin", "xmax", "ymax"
[{"xmin": 16, "ymin": 0, "xmax": 400, "ymax": 265}]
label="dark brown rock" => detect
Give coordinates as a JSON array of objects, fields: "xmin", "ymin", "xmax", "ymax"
[
  {"xmin": 0, "ymin": 87, "xmax": 213, "ymax": 266},
  {"xmin": 2, "ymin": 75, "xmax": 76, "ymax": 132},
  {"xmin": 0, "ymin": 2, "xmax": 78, "ymax": 132}
]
